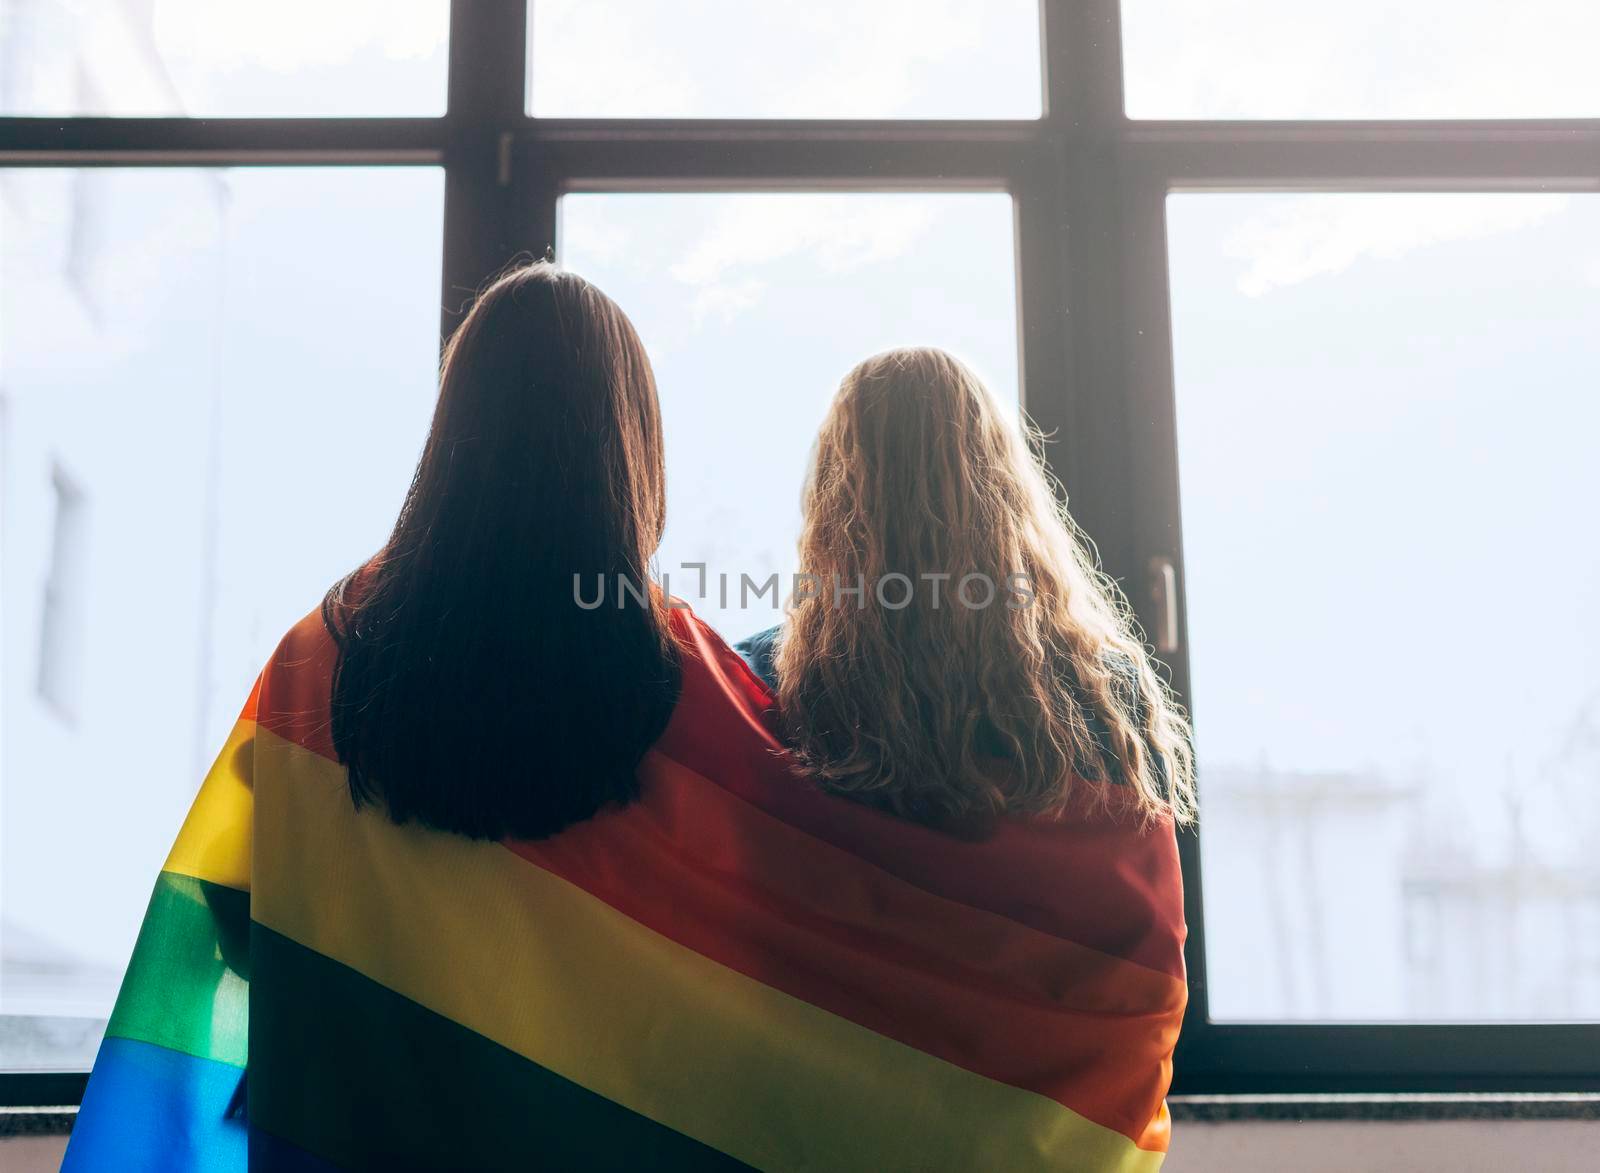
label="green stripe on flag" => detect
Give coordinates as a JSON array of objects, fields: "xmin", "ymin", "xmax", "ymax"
[{"xmin": 104, "ymin": 871, "xmax": 250, "ymax": 1068}]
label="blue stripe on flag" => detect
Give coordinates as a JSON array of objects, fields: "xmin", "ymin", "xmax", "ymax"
[{"xmin": 62, "ymin": 1036, "xmax": 247, "ymax": 1173}]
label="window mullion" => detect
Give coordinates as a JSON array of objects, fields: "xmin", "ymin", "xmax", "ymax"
[{"xmin": 441, "ymin": 0, "xmax": 531, "ymax": 339}]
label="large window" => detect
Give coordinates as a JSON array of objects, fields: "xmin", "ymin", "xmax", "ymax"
[
  {"xmin": 0, "ymin": 167, "xmax": 444, "ymax": 1073},
  {"xmin": 561, "ymin": 191, "xmax": 1019, "ymax": 636},
  {"xmin": 528, "ymin": 0, "xmax": 1041, "ymax": 119},
  {"xmin": 3, "ymin": 0, "xmax": 1598, "ymax": 1105},
  {"xmin": 2, "ymin": 0, "xmax": 450, "ymax": 116},
  {"xmin": 1168, "ymin": 192, "xmax": 1600, "ymax": 1023},
  {"xmin": 1121, "ymin": 1, "xmax": 1600, "ymax": 119}
]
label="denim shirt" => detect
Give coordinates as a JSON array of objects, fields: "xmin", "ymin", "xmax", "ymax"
[{"xmin": 734, "ymin": 625, "xmax": 782, "ymax": 692}]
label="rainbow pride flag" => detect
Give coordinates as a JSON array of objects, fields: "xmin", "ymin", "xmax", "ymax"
[{"xmin": 63, "ymin": 604, "xmax": 1186, "ymax": 1171}]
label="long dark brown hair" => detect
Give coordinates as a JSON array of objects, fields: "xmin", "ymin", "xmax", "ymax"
[{"xmin": 322, "ymin": 262, "xmax": 679, "ymax": 840}]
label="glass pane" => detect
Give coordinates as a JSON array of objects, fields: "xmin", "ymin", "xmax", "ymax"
[
  {"xmin": 530, "ymin": 0, "xmax": 1041, "ymax": 119},
  {"xmin": 0, "ymin": 0, "xmax": 448, "ymax": 116},
  {"xmin": 1168, "ymin": 192, "xmax": 1600, "ymax": 1021},
  {"xmin": 1123, "ymin": 1, "xmax": 1600, "ymax": 119},
  {"xmin": 561, "ymin": 191, "xmax": 1019, "ymax": 637},
  {"xmin": 0, "ymin": 167, "xmax": 444, "ymax": 1069}
]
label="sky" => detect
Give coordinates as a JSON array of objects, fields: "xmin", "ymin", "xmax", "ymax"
[
  {"xmin": 2, "ymin": 1, "xmax": 1599, "ymax": 1041},
  {"xmin": 1168, "ymin": 192, "xmax": 1600, "ymax": 862},
  {"xmin": 530, "ymin": 0, "xmax": 1040, "ymax": 119},
  {"xmin": 1, "ymin": 168, "xmax": 444, "ymax": 1033},
  {"xmin": 12, "ymin": 1, "xmax": 1600, "ymax": 119},
  {"xmin": 1121, "ymin": 0, "xmax": 1600, "ymax": 118},
  {"xmin": 561, "ymin": 191, "xmax": 1018, "ymax": 637}
]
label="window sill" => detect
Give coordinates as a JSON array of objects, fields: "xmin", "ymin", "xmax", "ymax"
[
  {"xmin": 0, "ymin": 1107, "xmax": 75, "ymax": 1137},
  {"xmin": 9, "ymin": 1093, "xmax": 1600, "ymax": 1138},
  {"xmin": 1169, "ymin": 1093, "xmax": 1600, "ymax": 1122}
]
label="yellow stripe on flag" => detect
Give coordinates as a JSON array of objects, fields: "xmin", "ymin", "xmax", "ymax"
[
  {"xmin": 251, "ymin": 727, "xmax": 1163, "ymax": 1173},
  {"xmin": 164, "ymin": 717, "xmax": 256, "ymax": 893}
]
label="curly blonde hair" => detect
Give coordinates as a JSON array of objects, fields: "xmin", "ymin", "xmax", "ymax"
[{"xmin": 775, "ymin": 347, "xmax": 1196, "ymax": 827}]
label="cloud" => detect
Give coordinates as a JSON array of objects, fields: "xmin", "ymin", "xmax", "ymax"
[
  {"xmin": 672, "ymin": 195, "xmax": 937, "ymax": 285},
  {"xmin": 667, "ymin": 194, "xmax": 939, "ymax": 327},
  {"xmin": 1123, "ymin": 0, "xmax": 1600, "ymax": 119},
  {"xmin": 764, "ymin": 0, "xmax": 1027, "ymax": 119},
  {"xmin": 154, "ymin": 0, "xmax": 447, "ymax": 70},
  {"xmin": 1224, "ymin": 194, "xmax": 1570, "ymax": 296},
  {"xmin": 689, "ymin": 279, "xmax": 768, "ymax": 327},
  {"xmin": 559, "ymin": 215, "xmax": 631, "ymax": 268},
  {"xmin": 530, "ymin": 0, "xmax": 700, "ymax": 116},
  {"xmin": 530, "ymin": 0, "xmax": 1037, "ymax": 119}
]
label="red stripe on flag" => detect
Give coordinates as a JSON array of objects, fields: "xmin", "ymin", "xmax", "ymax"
[
  {"xmin": 256, "ymin": 604, "xmax": 1185, "ymax": 983},
  {"xmin": 655, "ymin": 609, "xmax": 1188, "ymax": 980},
  {"xmin": 508, "ymin": 752, "xmax": 1181, "ymax": 1150}
]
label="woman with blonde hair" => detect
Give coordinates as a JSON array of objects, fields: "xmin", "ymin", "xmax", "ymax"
[
  {"xmin": 738, "ymin": 345, "xmax": 1196, "ymax": 1166},
  {"xmin": 742, "ymin": 346, "xmax": 1195, "ymax": 829}
]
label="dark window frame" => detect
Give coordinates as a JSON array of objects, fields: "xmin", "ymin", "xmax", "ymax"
[{"xmin": 3, "ymin": 0, "xmax": 1598, "ymax": 1109}]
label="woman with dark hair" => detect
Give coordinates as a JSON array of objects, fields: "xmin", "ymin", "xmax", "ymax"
[
  {"xmin": 67, "ymin": 261, "xmax": 698, "ymax": 1171},
  {"xmin": 323, "ymin": 261, "xmax": 680, "ymax": 840}
]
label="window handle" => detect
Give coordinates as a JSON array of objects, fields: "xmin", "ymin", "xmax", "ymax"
[{"xmin": 1147, "ymin": 556, "xmax": 1180, "ymax": 655}]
